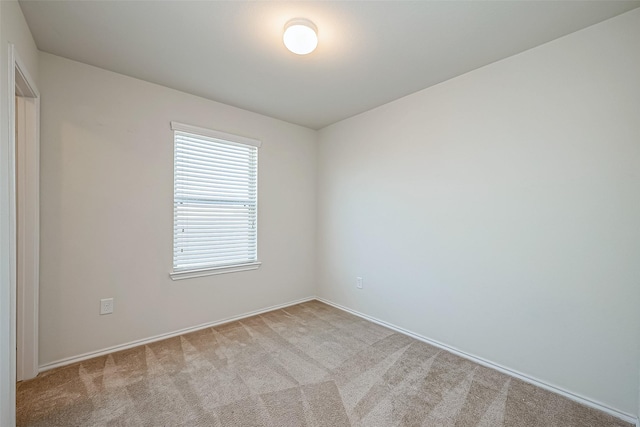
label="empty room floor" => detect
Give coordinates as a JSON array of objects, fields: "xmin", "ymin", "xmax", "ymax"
[{"xmin": 16, "ymin": 301, "xmax": 630, "ymax": 426}]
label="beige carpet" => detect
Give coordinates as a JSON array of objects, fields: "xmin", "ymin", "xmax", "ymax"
[{"xmin": 17, "ymin": 300, "xmax": 630, "ymax": 426}]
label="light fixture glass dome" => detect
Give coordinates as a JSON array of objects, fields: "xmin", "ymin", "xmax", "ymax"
[{"xmin": 283, "ymin": 18, "xmax": 318, "ymax": 55}]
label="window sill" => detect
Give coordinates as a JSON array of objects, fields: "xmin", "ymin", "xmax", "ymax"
[{"xmin": 170, "ymin": 261, "xmax": 262, "ymax": 281}]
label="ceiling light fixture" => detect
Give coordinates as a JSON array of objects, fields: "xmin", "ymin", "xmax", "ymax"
[{"xmin": 283, "ymin": 18, "xmax": 318, "ymax": 55}]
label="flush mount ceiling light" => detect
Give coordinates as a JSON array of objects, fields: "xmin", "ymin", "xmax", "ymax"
[{"xmin": 283, "ymin": 18, "xmax": 318, "ymax": 55}]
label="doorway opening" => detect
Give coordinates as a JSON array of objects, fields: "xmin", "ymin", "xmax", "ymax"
[{"xmin": 12, "ymin": 46, "xmax": 40, "ymax": 383}]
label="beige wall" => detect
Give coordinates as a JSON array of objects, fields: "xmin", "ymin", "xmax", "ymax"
[
  {"xmin": 38, "ymin": 53, "xmax": 317, "ymax": 365},
  {"xmin": 317, "ymin": 9, "xmax": 640, "ymax": 416},
  {"xmin": 0, "ymin": 1, "xmax": 39, "ymax": 425}
]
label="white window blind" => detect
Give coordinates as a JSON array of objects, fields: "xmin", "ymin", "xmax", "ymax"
[{"xmin": 172, "ymin": 122, "xmax": 261, "ymax": 278}]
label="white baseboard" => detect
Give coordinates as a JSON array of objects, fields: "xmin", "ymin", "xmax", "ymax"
[
  {"xmin": 38, "ymin": 296, "xmax": 315, "ymax": 373},
  {"xmin": 316, "ymin": 297, "xmax": 637, "ymax": 425}
]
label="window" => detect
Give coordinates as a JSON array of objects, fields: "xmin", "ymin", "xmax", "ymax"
[{"xmin": 170, "ymin": 122, "xmax": 261, "ymax": 280}]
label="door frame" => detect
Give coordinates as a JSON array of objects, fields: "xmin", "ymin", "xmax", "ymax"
[{"xmin": 10, "ymin": 44, "xmax": 40, "ymax": 382}]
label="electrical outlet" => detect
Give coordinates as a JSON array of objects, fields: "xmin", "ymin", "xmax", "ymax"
[
  {"xmin": 356, "ymin": 277, "xmax": 363, "ymax": 289},
  {"xmin": 100, "ymin": 298, "xmax": 114, "ymax": 315}
]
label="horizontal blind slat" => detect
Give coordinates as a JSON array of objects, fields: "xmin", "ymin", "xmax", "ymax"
[
  {"xmin": 175, "ymin": 134, "xmax": 256, "ymax": 152},
  {"xmin": 175, "ymin": 199, "xmax": 255, "ymax": 206},
  {"xmin": 176, "ymin": 150, "xmax": 256, "ymax": 169},
  {"xmin": 175, "ymin": 133, "xmax": 255, "ymax": 155},
  {"xmin": 175, "ymin": 166, "xmax": 254, "ymax": 181},
  {"xmin": 175, "ymin": 252, "xmax": 257, "ymax": 264},
  {"xmin": 174, "ymin": 238, "xmax": 257, "ymax": 247},
  {"xmin": 176, "ymin": 145, "xmax": 253, "ymax": 162},
  {"xmin": 175, "ymin": 191, "xmax": 255, "ymax": 200},
  {"xmin": 174, "ymin": 174, "xmax": 251, "ymax": 186},
  {"xmin": 175, "ymin": 186, "xmax": 252, "ymax": 196},
  {"xmin": 177, "ymin": 252, "xmax": 256, "ymax": 261},
  {"xmin": 175, "ymin": 158, "xmax": 254, "ymax": 173},
  {"xmin": 174, "ymin": 210, "xmax": 255, "ymax": 217},
  {"xmin": 175, "ymin": 245, "xmax": 257, "ymax": 254}
]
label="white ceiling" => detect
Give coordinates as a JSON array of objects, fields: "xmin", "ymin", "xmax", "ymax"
[{"xmin": 20, "ymin": 1, "xmax": 640, "ymax": 130}]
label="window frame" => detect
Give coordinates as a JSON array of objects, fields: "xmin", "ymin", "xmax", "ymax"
[{"xmin": 169, "ymin": 121, "xmax": 261, "ymax": 280}]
